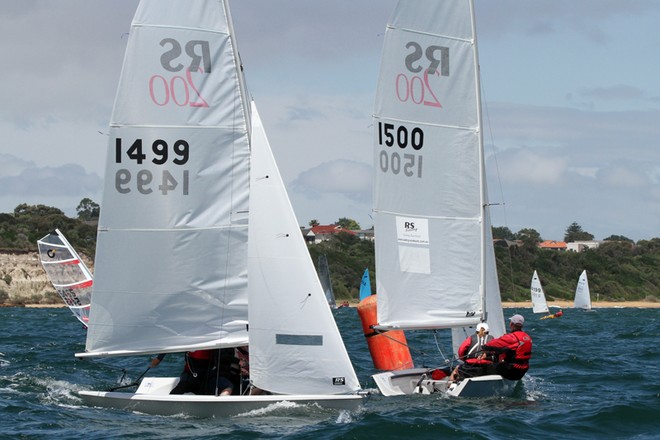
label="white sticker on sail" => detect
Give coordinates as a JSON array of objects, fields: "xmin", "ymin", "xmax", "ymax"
[
  {"xmin": 395, "ymin": 217, "xmax": 429, "ymax": 244},
  {"xmin": 398, "ymin": 245, "xmax": 430, "ymax": 274}
]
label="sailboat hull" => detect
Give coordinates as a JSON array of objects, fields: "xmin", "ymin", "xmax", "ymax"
[
  {"xmin": 78, "ymin": 377, "xmax": 363, "ymax": 417},
  {"xmin": 372, "ymin": 369, "xmax": 517, "ymax": 398}
]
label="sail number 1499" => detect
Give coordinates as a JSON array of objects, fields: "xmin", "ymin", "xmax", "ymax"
[
  {"xmin": 377, "ymin": 122, "xmax": 424, "ymax": 178},
  {"xmin": 114, "ymin": 138, "xmax": 189, "ymax": 196}
]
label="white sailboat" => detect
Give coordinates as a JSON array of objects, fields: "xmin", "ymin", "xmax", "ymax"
[
  {"xmin": 318, "ymin": 254, "xmax": 337, "ymax": 308},
  {"xmin": 530, "ymin": 270, "xmax": 549, "ymax": 314},
  {"xmin": 37, "ymin": 229, "xmax": 93, "ymax": 327},
  {"xmin": 370, "ymin": 0, "xmax": 514, "ymax": 398},
  {"xmin": 574, "ymin": 270, "xmax": 593, "ymax": 311},
  {"xmin": 75, "ymin": 0, "xmax": 362, "ymax": 417}
]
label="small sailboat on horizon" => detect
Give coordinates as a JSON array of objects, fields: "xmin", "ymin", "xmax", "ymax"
[
  {"xmin": 574, "ymin": 270, "xmax": 594, "ymax": 311},
  {"xmin": 37, "ymin": 229, "xmax": 93, "ymax": 327},
  {"xmin": 531, "ymin": 270, "xmax": 563, "ymax": 320},
  {"xmin": 318, "ymin": 254, "xmax": 337, "ymax": 309}
]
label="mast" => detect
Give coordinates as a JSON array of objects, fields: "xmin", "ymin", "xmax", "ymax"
[{"xmin": 469, "ymin": 0, "xmax": 488, "ymax": 320}]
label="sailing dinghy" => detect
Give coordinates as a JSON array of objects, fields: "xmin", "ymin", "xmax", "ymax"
[
  {"xmin": 37, "ymin": 229, "xmax": 93, "ymax": 327},
  {"xmin": 573, "ymin": 270, "xmax": 593, "ymax": 311},
  {"xmin": 531, "ymin": 270, "xmax": 549, "ymax": 315},
  {"xmin": 369, "ymin": 0, "xmax": 516, "ymax": 398},
  {"xmin": 532, "ymin": 270, "xmax": 562, "ymax": 320},
  {"xmin": 318, "ymin": 254, "xmax": 337, "ymax": 308},
  {"xmin": 75, "ymin": 0, "xmax": 362, "ymax": 417}
]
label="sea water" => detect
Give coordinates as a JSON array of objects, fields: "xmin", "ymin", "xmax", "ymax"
[{"xmin": 0, "ymin": 307, "xmax": 657, "ymax": 439}]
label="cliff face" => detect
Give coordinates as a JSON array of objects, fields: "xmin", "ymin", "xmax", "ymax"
[{"xmin": 0, "ymin": 251, "xmax": 94, "ymax": 305}]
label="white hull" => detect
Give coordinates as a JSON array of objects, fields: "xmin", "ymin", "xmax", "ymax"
[
  {"xmin": 373, "ymin": 369, "xmax": 517, "ymax": 398},
  {"xmin": 78, "ymin": 377, "xmax": 363, "ymax": 417}
]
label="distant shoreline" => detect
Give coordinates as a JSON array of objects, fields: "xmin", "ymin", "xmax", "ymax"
[
  {"xmin": 5, "ymin": 300, "xmax": 659, "ymax": 309},
  {"xmin": 501, "ymin": 300, "xmax": 660, "ymax": 309},
  {"xmin": 345, "ymin": 299, "xmax": 660, "ymax": 309}
]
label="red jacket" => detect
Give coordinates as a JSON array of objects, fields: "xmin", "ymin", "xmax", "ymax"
[{"xmin": 483, "ymin": 330, "xmax": 532, "ymax": 370}]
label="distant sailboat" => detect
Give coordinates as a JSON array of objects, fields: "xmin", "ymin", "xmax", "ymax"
[
  {"xmin": 359, "ymin": 268, "xmax": 371, "ymax": 302},
  {"xmin": 574, "ymin": 270, "xmax": 593, "ymax": 311},
  {"xmin": 37, "ymin": 229, "xmax": 93, "ymax": 327},
  {"xmin": 318, "ymin": 254, "xmax": 336, "ymax": 308},
  {"xmin": 531, "ymin": 270, "xmax": 549, "ymax": 314}
]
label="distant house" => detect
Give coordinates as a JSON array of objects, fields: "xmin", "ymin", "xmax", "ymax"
[
  {"xmin": 566, "ymin": 240, "xmax": 602, "ymax": 252},
  {"xmin": 538, "ymin": 240, "xmax": 567, "ymax": 251},
  {"xmin": 355, "ymin": 229, "xmax": 375, "ymax": 242},
  {"xmin": 301, "ymin": 224, "xmax": 357, "ymax": 244}
]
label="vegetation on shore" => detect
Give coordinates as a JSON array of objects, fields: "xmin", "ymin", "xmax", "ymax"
[{"xmin": 0, "ymin": 203, "xmax": 658, "ymax": 304}]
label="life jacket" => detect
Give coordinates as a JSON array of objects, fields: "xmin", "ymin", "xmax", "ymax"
[
  {"xmin": 189, "ymin": 350, "xmax": 214, "ymax": 361},
  {"xmin": 464, "ymin": 333, "xmax": 494, "ymax": 364},
  {"xmin": 184, "ymin": 350, "xmax": 217, "ymax": 375},
  {"xmin": 510, "ymin": 331, "xmax": 532, "ymax": 370}
]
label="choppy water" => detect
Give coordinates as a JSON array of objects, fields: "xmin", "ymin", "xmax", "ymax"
[{"xmin": 1, "ymin": 307, "xmax": 658, "ymax": 439}]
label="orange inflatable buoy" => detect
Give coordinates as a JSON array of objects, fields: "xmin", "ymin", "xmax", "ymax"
[{"xmin": 357, "ymin": 295, "xmax": 414, "ymax": 371}]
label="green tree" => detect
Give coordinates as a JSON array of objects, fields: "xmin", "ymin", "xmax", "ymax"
[
  {"xmin": 492, "ymin": 226, "xmax": 515, "ymax": 240},
  {"xmin": 336, "ymin": 217, "xmax": 361, "ymax": 230},
  {"xmin": 308, "ymin": 219, "xmax": 320, "ymax": 227},
  {"xmin": 14, "ymin": 203, "xmax": 64, "ymax": 217},
  {"xmin": 604, "ymin": 234, "xmax": 633, "ymax": 243},
  {"xmin": 76, "ymin": 198, "xmax": 100, "ymax": 221},
  {"xmin": 564, "ymin": 221, "xmax": 594, "ymax": 242}
]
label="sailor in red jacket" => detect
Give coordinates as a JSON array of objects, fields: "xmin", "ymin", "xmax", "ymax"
[{"xmin": 481, "ymin": 314, "xmax": 532, "ymax": 380}]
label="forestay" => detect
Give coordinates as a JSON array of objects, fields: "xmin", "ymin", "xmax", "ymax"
[
  {"xmin": 80, "ymin": 0, "xmax": 251, "ymax": 357},
  {"xmin": 247, "ymin": 104, "xmax": 361, "ymax": 395},
  {"xmin": 373, "ymin": 0, "xmax": 487, "ymax": 331}
]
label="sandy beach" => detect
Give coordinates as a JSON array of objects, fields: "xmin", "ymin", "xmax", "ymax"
[{"xmin": 501, "ymin": 300, "xmax": 659, "ymax": 309}]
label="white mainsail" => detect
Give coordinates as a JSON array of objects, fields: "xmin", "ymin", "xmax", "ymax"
[
  {"xmin": 531, "ymin": 270, "xmax": 549, "ymax": 314},
  {"xmin": 80, "ymin": 0, "xmax": 251, "ymax": 358},
  {"xmin": 37, "ymin": 229, "xmax": 93, "ymax": 326},
  {"xmin": 574, "ymin": 270, "xmax": 592, "ymax": 310},
  {"xmin": 373, "ymin": 0, "xmax": 500, "ymax": 332},
  {"xmin": 370, "ymin": 0, "xmax": 516, "ymax": 398},
  {"xmin": 247, "ymin": 104, "xmax": 361, "ymax": 395}
]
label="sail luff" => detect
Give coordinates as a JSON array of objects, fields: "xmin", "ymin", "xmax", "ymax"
[{"xmin": 470, "ymin": 0, "xmax": 488, "ymax": 322}]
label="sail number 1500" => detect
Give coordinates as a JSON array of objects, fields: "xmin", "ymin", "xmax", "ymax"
[{"xmin": 377, "ymin": 122, "xmax": 424, "ymax": 178}]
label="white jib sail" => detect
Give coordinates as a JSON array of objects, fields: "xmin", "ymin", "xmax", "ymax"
[
  {"xmin": 574, "ymin": 270, "xmax": 592, "ymax": 310},
  {"xmin": 81, "ymin": 0, "xmax": 251, "ymax": 358},
  {"xmin": 37, "ymin": 229, "xmax": 93, "ymax": 326},
  {"xmin": 247, "ymin": 103, "xmax": 361, "ymax": 395},
  {"xmin": 374, "ymin": 0, "xmax": 486, "ymax": 330},
  {"xmin": 531, "ymin": 270, "xmax": 549, "ymax": 314}
]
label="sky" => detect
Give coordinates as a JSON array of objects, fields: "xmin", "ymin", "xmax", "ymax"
[{"xmin": 1, "ymin": 0, "xmax": 658, "ymax": 242}]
